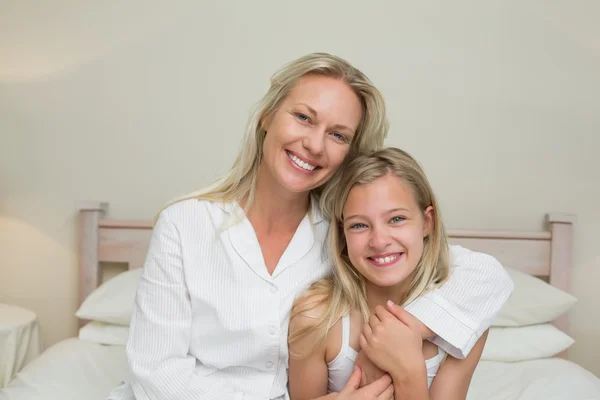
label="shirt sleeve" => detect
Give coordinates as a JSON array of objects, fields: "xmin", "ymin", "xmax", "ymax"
[
  {"xmin": 126, "ymin": 210, "xmax": 241, "ymax": 400},
  {"xmin": 405, "ymin": 245, "xmax": 514, "ymax": 359}
]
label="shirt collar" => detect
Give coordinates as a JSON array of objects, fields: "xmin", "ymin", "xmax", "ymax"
[{"xmin": 213, "ymin": 194, "xmax": 325, "ymax": 225}]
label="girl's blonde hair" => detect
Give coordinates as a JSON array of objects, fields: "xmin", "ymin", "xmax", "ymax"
[
  {"xmin": 289, "ymin": 147, "xmax": 450, "ymax": 354},
  {"xmin": 160, "ymin": 52, "xmax": 388, "ymax": 220}
]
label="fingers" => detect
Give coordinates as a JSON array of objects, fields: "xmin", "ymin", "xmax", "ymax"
[
  {"xmin": 368, "ymin": 312, "xmax": 381, "ymax": 327},
  {"xmin": 359, "ymin": 333, "xmax": 368, "ymax": 350},
  {"xmin": 374, "ymin": 305, "xmax": 395, "ymax": 322},
  {"xmin": 377, "ymin": 382, "xmax": 395, "ymax": 400},
  {"xmin": 362, "ymin": 319, "xmax": 373, "ymax": 338},
  {"xmin": 386, "ymin": 300, "xmax": 434, "ymax": 339},
  {"xmin": 385, "ymin": 300, "xmax": 413, "ymax": 326},
  {"xmin": 341, "ymin": 365, "xmax": 362, "ymax": 392},
  {"xmin": 368, "ymin": 312, "xmax": 382, "ymax": 336},
  {"xmin": 358, "ymin": 373, "xmax": 392, "ymax": 397}
]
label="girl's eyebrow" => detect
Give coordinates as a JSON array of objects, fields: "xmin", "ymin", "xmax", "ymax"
[{"xmin": 344, "ymin": 207, "xmax": 410, "ymax": 222}]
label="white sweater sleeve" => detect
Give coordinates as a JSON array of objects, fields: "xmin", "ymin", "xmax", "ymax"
[
  {"xmin": 405, "ymin": 245, "xmax": 514, "ymax": 359},
  {"xmin": 126, "ymin": 211, "xmax": 240, "ymax": 400}
]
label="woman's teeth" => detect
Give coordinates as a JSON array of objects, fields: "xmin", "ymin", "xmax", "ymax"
[{"xmin": 287, "ymin": 151, "xmax": 317, "ymax": 171}]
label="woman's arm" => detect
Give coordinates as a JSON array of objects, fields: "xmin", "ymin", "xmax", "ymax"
[
  {"xmin": 126, "ymin": 211, "xmax": 240, "ymax": 400},
  {"xmin": 428, "ymin": 329, "xmax": 489, "ymax": 400},
  {"xmin": 405, "ymin": 246, "xmax": 513, "ymax": 359}
]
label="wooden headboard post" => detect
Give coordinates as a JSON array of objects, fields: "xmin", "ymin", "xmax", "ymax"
[
  {"xmin": 77, "ymin": 201, "xmax": 108, "ymax": 307},
  {"xmin": 547, "ymin": 213, "xmax": 576, "ymax": 334}
]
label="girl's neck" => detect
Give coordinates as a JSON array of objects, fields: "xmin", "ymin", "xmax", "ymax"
[
  {"xmin": 365, "ymin": 278, "xmax": 412, "ymax": 315},
  {"xmin": 245, "ymin": 165, "xmax": 310, "ymax": 234}
]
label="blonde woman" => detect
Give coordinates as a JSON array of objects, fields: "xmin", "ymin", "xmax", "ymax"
[
  {"xmin": 108, "ymin": 53, "xmax": 512, "ymax": 400},
  {"xmin": 289, "ymin": 148, "xmax": 489, "ymax": 400}
]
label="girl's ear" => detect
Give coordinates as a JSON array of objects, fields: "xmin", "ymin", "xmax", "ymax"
[{"xmin": 423, "ymin": 206, "xmax": 434, "ymax": 238}]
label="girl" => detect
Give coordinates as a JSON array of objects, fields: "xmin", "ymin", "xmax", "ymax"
[
  {"xmin": 289, "ymin": 148, "xmax": 488, "ymax": 400},
  {"xmin": 108, "ymin": 53, "xmax": 510, "ymax": 400}
]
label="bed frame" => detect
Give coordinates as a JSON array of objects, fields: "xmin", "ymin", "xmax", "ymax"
[{"xmin": 77, "ymin": 201, "xmax": 576, "ymax": 355}]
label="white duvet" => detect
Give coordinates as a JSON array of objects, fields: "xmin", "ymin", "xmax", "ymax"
[
  {"xmin": 0, "ymin": 338, "xmax": 131, "ymax": 400},
  {"xmin": 1, "ymin": 338, "xmax": 600, "ymax": 400},
  {"xmin": 468, "ymin": 358, "xmax": 600, "ymax": 400}
]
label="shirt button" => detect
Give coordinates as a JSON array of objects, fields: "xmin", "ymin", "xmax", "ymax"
[
  {"xmin": 266, "ymin": 361, "xmax": 274, "ymax": 369},
  {"xmin": 270, "ymin": 286, "xmax": 277, "ymax": 294},
  {"xmin": 269, "ymin": 326, "xmax": 277, "ymax": 335}
]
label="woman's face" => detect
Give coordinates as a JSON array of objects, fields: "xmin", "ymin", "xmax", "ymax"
[{"xmin": 261, "ymin": 74, "xmax": 363, "ymax": 196}]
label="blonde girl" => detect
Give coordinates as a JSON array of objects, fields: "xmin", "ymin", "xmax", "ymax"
[{"xmin": 289, "ymin": 148, "xmax": 489, "ymax": 400}]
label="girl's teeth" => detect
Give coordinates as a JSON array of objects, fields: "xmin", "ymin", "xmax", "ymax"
[{"xmin": 374, "ymin": 255, "xmax": 399, "ymax": 264}]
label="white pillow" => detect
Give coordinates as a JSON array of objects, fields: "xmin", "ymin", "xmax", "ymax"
[
  {"xmin": 75, "ymin": 268, "xmax": 142, "ymax": 325},
  {"xmin": 79, "ymin": 321, "xmax": 130, "ymax": 345},
  {"xmin": 493, "ymin": 267, "xmax": 577, "ymax": 327},
  {"xmin": 481, "ymin": 324, "xmax": 574, "ymax": 362}
]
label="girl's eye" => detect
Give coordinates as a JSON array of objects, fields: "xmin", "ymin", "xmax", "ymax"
[
  {"xmin": 390, "ymin": 216, "xmax": 406, "ymax": 224},
  {"xmin": 349, "ymin": 223, "xmax": 367, "ymax": 230}
]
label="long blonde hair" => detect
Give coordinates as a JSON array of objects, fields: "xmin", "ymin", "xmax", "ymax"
[
  {"xmin": 289, "ymin": 147, "xmax": 450, "ymax": 353},
  {"xmin": 159, "ymin": 53, "xmax": 389, "ymax": 220}
]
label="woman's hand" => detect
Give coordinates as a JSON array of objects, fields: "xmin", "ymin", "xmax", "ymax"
[{"xmin": 359, "ymin": 302, "xmax": 426, "ymax": 380}]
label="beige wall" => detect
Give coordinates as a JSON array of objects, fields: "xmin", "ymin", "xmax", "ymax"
[{"xmin": 1, "ymin": 1, "xmax": 599, "ymax": 375}]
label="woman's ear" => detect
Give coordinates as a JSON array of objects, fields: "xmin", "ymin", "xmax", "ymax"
[{"xmin": 423, "ymin": 206, "xmax": 434, "ymax": 238}]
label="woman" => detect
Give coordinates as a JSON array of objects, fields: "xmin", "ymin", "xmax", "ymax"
[
  {"xmin": 108, "ymin": 53, "xmax": 513, "ymax": 400},
  {"xmin": 288, "ymin": 148, "xmax": 488, "ymax": 400}
]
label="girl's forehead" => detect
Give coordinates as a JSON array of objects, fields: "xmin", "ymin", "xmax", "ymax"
[{"xmin": 343, "ymin": 175, "xmax": 418, "ymax": 213}]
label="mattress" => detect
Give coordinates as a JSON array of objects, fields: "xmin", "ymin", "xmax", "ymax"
[{"xmin": 2, "ymin": 338, "xmax": 600, "ymax": 400}]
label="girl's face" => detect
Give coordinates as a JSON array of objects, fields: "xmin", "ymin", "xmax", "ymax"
[
  {"xmin": 260, "ymin": 74, "xmax": 363, "ymax": 196},
  {"xmin": 342, "ymin": 173, "xmax": 433, "ymax": 290}
]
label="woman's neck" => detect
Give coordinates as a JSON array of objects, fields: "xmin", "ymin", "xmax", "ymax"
[{"xmin": 245, "ymin": 165, "xmax": 310, "ymax": 234}]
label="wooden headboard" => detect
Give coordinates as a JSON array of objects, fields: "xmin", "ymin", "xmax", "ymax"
[{"xmin": 77, "ymin": 201, "xmax": 576, "ymax": 333}]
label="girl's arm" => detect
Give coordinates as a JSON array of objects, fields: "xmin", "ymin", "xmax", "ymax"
[
  {"xmin": 287, "ymin": 299, "xmax": 331, "ymax": 400},
  {"xmin": 428, "ymin": 329, "xmax": 489, "ymax": 400},
  {"xmin": 288, "ymin": 301, "xmax": 395, "ymax": 400}
]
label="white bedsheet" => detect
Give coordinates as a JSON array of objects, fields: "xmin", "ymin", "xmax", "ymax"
[
  {"xmin": 0, "ymin": 338, "xmax": 130, "ymax": 400},
  {"xmin": 1, "ymin": 338, "xmax": 599, "ymax": 400}
]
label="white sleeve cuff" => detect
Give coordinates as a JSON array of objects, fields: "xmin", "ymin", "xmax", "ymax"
[{"xmin": 405, "ymin": 295, "xmax": 478, "ymax": 359}]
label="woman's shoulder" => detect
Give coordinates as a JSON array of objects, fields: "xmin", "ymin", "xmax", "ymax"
[
  {"xmin": 160, "ymin": 198, "xmax": 228, "ymax": 218},
  {"xmin": 156, "ymin": 198, "xmax": 233, "ymax": 232}
]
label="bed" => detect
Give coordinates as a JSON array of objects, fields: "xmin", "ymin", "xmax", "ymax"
[{"xmin": 1, "ymin": 203, "xmax": 599, "ymax": 400}]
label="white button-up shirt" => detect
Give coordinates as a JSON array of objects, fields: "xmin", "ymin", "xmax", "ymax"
[{"xmin": 121, "ymin": 198, "xmax": 513, "ymax": 400}]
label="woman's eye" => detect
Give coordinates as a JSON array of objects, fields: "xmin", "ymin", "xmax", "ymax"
[
  {"xmin": 390, "ymin": 216, "xmax": 406, "ymax": 224},
  {"xmin": 332, "ymin": 132, "xmax": 349, "ymax": 143},
  {"xmin": 296, "ymin": 113, "xmax": 310, "ymax": 122}
]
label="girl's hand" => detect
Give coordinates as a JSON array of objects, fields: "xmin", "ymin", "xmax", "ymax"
[
  {"xmin": 385, "ymin": 301, "xmax": 435, "ymax": 340},
  {"xmin": 354, "ymin": 350, "xmax": 386, "ymax": 388},
  {"xmin": 360, "ymin": 302, "xmax": 425, "ymax": 379},
  {"xmin": 337, "ymin": 366, "xmax": 394, "ymax": 400}
]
